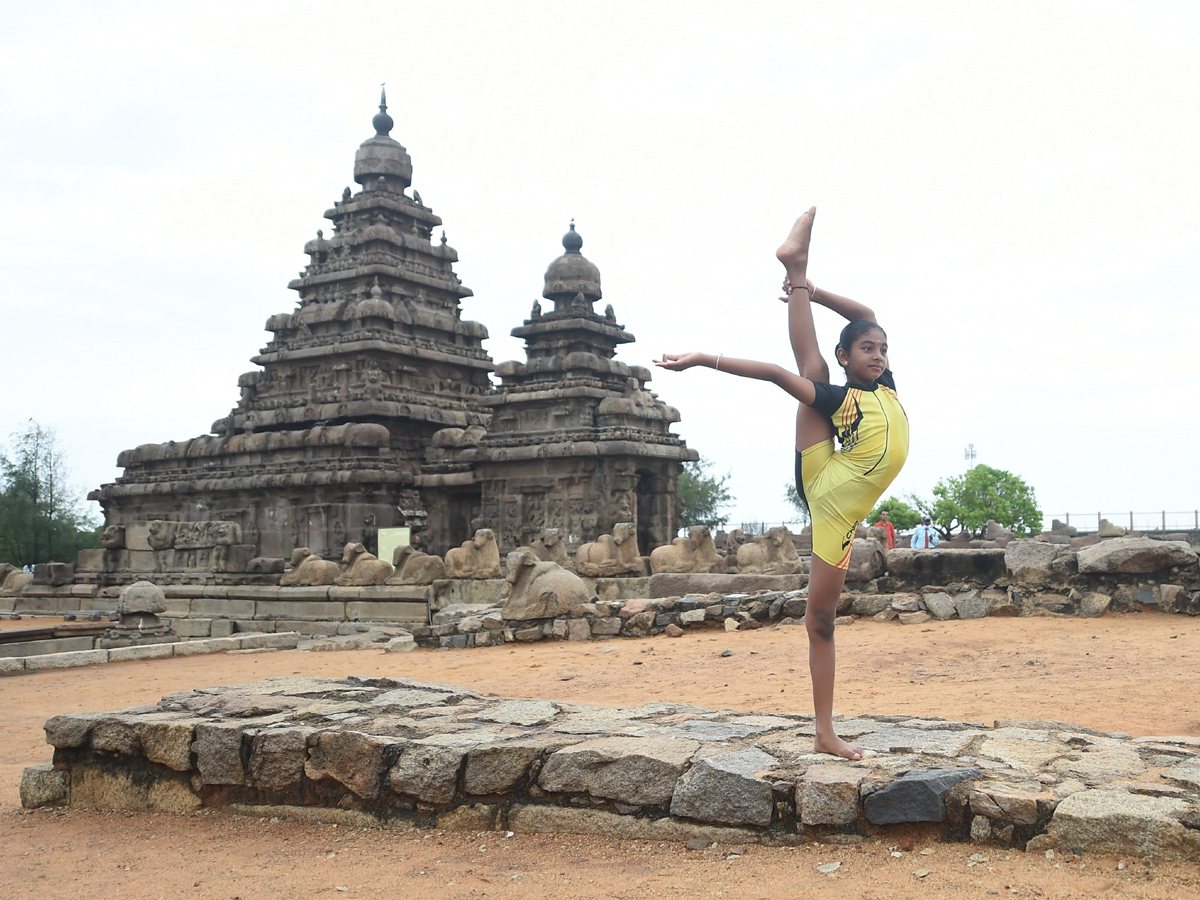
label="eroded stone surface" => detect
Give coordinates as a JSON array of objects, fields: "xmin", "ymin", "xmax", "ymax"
[{"xmin": 22, "ymin": 676, "xmax": 1200, "ymax": 860}]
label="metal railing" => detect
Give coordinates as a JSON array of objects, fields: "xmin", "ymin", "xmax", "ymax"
[{"xmin": 1048, "ymin": 511, "xmax": 1199, "ymax": 533}]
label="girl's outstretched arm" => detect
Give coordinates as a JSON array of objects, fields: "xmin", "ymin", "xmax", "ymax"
[
  {"xmin": 654, "ymin": 353, "xmax": 817, "ymax": 406},
  {"xmin": 812, "ymin": 285, "xmax": 875, "ymax": 324},
  {"xmin": 780, "ymin": 279, "xmax": 876, "ymax": 323}
]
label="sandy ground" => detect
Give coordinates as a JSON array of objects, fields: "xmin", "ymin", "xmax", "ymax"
[{"xmin": 3, "ymin": 612, "xmax": 1200, "ymax": 899}]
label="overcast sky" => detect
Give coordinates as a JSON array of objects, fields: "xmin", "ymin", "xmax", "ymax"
[{"xmin": 2, "ymin": 1, "xmax": 1198, "ymax": 532}]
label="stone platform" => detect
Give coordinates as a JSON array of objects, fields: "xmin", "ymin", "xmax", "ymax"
[{"xmin": 20, "ymin": 676, "xmax": 1200, "ymax": 859}]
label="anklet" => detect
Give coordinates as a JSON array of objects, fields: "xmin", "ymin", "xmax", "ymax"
[{"xmin": 714, "ymin": 353, "xmax": 722, "ymax": 371}]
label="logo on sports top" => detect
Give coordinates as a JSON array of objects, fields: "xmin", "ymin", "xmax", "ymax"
[{"xmin": 839, "ymin": 397, "xmax": 863, "ymax": 451}]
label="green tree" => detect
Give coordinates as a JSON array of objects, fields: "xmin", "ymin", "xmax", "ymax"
[
  {"xmin": 782, "ymin": 482, "xmax": 811, "ymax": 525},
  {"xmin": 0, "ymin": 420, "xmax": 100, "ymax": 566},
  {"xmin": 678, "ymin": 457, "xmax": 734, "ymax": 529},
  {"xmin": 920, "ymin": 465, "xmax": 1042, "ymax": 538},
  {"xmin": 867, "ymin": 496, "xmax": 922, "ymax": 530}
]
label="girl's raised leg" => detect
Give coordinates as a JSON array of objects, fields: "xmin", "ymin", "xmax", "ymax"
[{"xmin": 776, "ymin": 208, "xmax": 829, "ymax": 382}]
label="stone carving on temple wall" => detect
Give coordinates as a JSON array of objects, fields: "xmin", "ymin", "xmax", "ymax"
[
  {"xmin": 444, "ymin": 529, "xmax": 502, "ymax": 579},
  {"xmin": 736, "ymin": 526, "xmax": 804, "ymax": 575},
  {"xmin": 649, "ymin": 525, "xmax": 723, "ymax": 574},
  {"xmin": 387, "ymin": 545, "xmax": 445, "ymax": 584},
  {"xmin": 280, "ymin": 548, "xmax": 341, "ymax": 586},
  {"xmin": 576, "ymin": 523, "xmax": 645, "ymax": 577},
  {"xmin": 335, "ymin": 542, "xmax": 394, "ymax": 585},
  {"xmin": 500, "ymin": 550, "xmax": 594, "ymax": 621}
]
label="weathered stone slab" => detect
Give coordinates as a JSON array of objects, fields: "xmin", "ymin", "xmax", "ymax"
[
  {"xmin": 465, "ymin": 737, "xmax": 571, "ymax": 795},
  {"xmin": 670, "ymin": 748, "xmax": 776, "ymax": 827},
  {"xmin": 190, "ymin": 598, "xmax": 255, "ymax": 618},
  {"xmin": 863, "ymin": 767, "xmax": 981, "ymax": 824},
  {"xmin": 955, "ymin": 589, "xmax": 1007, "ymax": 620},
  {"xmin": 886, "ymin": 549, "xmax": 1006, "ymax": 581},
  {"xmin": 855, "ymin": 727, "xmax": 980, "ymax": 756},
  {"xmin": 249, "ymin": 727, "xmax": 315, "ymax": 792},
  {"xmin": 69, "ymin": 759, "xmax": 200, "ymax": 813},
  {"xmin": 91, "ymin": 716, "xmax": 142, "ymax": 755},
  {"xmin": 45, "ymin": 713, "xmax": 102, "ymax": 748},
  {"xmin": 389, "ymin": 741, "xmax": 464, "ymax": 804},
  {"xmin": 923, "ymin": 592, "xmax": 956, "ymax": 620},
  {"xmin": 306, "ymin": 730, "xmax": 399, "ymax": 800},
  {"xmin": 648, "ymin": 573, "xmax": 806, "ymax": 597},
  {"xmin": 539, "ymin": 736, "xmax": 699, "ymax": 806},
  {"xmin": 1076, "ymin": 537, "xmax": 1198, "ymax": 575},
  {"xmin": 20, "ymin": 764, "xmax": 68, "ymax": 808},
  {"xmin": 172, "ymin": 637, "xmax": 240, "ymax": 656},
  {"xmin": 141, "ymin": 719, "xmax": 201, "ymax": 771},
  {"xmin": 1027, "ymin": 789, "xmax": 1200, "ymax": 860},
  {"xmin": 108, "ymin": 644, "xmax": 176, "ymax": 662},
  {"xmin": 0, "ymin": 636, "xmax": 95, "ymax": 658},
  {"xmin": 25, "ymin": 649, "xmax": 109, "ymax": 670},
  {"xmin": 255, "ymin": 600, "xmax": 345, "ymax": 621},
  {"xmin": 193, "ymin": 723, "xmax": 247, "ymax": 785},
  {"xmin": 475, "ymin": 700, "xmax": 560, "ymax": 727},
  {"xmin": 1078, "ymin": 591, "xmax": 1112, "ymax": 618},
  {"xmin": 799, "ymin": 764, "xmax": 867, "ymax": 826},
  {"xmin": 969, "ymin": 782, "xmax": 1042, "ymax": 825},
  {"xmin": 507, "ymin": 804, "xmax": 782, "ymax": 845},
  {"xmin": 1005, "ymin": 541, "xmax": 1074, "ymax": 584},
  {"xmin": 1053, "ymin": 744, "xmax": 1146, "ymax": 783},
  {"xmin": 237, "ymin": 632, "xmax": 301, "ymax": 650}
]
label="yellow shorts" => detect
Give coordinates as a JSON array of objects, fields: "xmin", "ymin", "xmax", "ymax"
[{"xmin": 796, "ymin": 440, "xmax": 889, "ymax": 570}]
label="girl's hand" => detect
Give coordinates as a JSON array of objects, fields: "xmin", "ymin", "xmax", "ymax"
[
  {"xmin": 779, "ymin": 277, "xmax": 816, "ymax": 303},
  {"xmin": 654, "ymin": 352, "xmax": 707, "ymax": 371}
]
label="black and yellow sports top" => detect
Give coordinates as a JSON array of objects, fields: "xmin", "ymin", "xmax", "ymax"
[{"xmin": 799, "ymin": 369, "xmax": 909, "ymax": 568}]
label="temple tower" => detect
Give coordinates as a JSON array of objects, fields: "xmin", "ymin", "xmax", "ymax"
[
  {"xmin": 91, "ymin": 93, "xmax": 493, "ymax": 567},
  {"xmin": 422, "ymin": 225, "xmax": 696, "ymax": 555}
]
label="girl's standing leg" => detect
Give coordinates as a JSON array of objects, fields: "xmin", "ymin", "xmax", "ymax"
[{"xmin": 776, "ymin": 208, "xmax": 863, "ymax": 760}]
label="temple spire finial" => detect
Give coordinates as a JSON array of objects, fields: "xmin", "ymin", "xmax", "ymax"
[
  {"xmin": 372, "ymin": 84, "xmax": 394, "ymax": 137},
  {"xmin": 562, "ymin": 219, "xmax": 583, "ymax": 254}
]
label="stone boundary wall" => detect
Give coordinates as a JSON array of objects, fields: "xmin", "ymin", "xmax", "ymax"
[
  {"xmin": 20, "ymin": 676, "xmax": 1200, "ymax": 860},
  {"xmin": 0, "ymin": 633, "xmax": 301, "ymax": 675},
  {"xmin": 2, "ymin": 538, "xmax": 1196, "ymax": 657}
]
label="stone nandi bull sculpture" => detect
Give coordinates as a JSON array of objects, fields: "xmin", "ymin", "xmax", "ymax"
[
  {"xmin": 386, "ymin": 545, "xmax": 446, "ymax": 585},
  {"xmin": 335, "ymin": 542, "xmax": 394, "ymax": 586},
  {"xmin": 500, "ymin": 550, "xmax": 595, "ymax": 620},
  {"xmin": 576, "ymin": 522, "xmax": 645, "ymax": 577},
  {"xmin": 649, "ymin": 525, "xmax": 723, "ymax": 574},
  {"xmin": 280, "ymin": 547, "xmax": 341, "ymax": 586},
  {"xmin": 736, "ymin": 526, "xmax": 804, "ymax": 575},
  {"xmin": 444, "ymin": 529, "xmax": 502, "ymax": 579}
]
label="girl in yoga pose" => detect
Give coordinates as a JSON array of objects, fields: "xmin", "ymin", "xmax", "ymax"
[{"xmin": 655, "ymin": 207, "xmax": 908, "ymax": 759}]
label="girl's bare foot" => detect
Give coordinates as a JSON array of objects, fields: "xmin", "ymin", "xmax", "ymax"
[
  {"xmin": 814, "ymin": 733, "xmax": 864, "ymax": 761},
  {"xmin": 776, "ymin": 206, "xmax": 816, "ymax": 286}
]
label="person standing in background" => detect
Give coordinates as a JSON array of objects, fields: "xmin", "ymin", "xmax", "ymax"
[
  {"xmin": 911, "ymin": 516, "xmax": 940, "ymax": 549},
  {"xmin": 873, "ymin": 509, "xmax": 896, "ymax": 549}
]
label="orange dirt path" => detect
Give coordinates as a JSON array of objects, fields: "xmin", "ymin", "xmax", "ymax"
[{"xmin": 3, "ymin": 613, "xmax": 1199, "ymax": 899}]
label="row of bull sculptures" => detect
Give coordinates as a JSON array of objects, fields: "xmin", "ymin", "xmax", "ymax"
[{"xmin": 279, "ymin": 523, "xmax": 806, "ymax": 587}]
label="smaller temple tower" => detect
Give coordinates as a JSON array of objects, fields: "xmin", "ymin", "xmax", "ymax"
[{"xmin": 422, "ymin": 224, "xmax": 695, "ymax": 554}]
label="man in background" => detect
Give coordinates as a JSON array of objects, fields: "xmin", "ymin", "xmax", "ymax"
[
  {"xmin": 873, "ymin": 510, "xmax": 896, "ymax": 550},
  {"xmin": 911, "ymin": 516, "xmax": 940, "ymax": 549}
]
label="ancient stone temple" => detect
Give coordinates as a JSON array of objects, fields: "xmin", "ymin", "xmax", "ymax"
[
  {"xmin": 86, "ymin": 92, "xmax": 693, "ymax": 579},
  {"xmin": 424, "ymin": 224, "xmax": 696, "ymax": 555}
]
